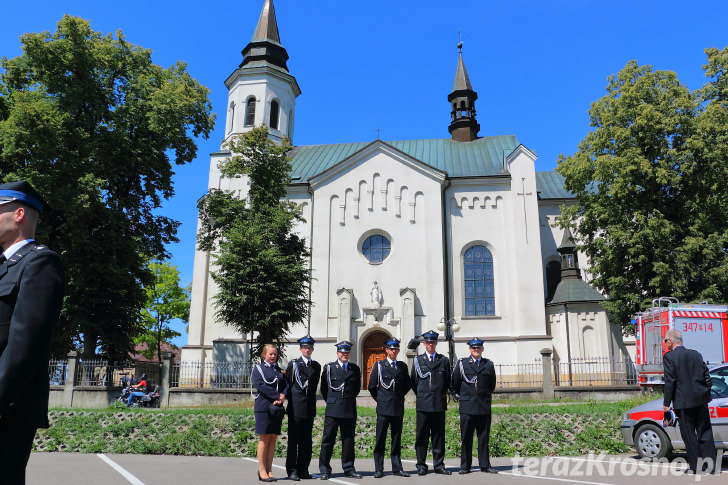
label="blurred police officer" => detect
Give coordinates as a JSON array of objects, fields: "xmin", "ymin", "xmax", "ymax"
[
  {"xmin": 286, "ymin": 336, "xmax": 321, "ymax": 480},
  {"xmin": 451, "ymin": 338, "xmax": 498, "ymax": 474},
  {"xmin": 368, "ymin": 338, "xmax": 412, "ymax": 478},
  {"xmin": 0, "ymin": 181, "xmax": 65, "ymax": 484},
  {"xmin": 319, "ymin": 341, "xmax": 362, "ymax": 479},
  {"xmin": 410, "ymin": 330, "xmax": 451, "ymax": 475}
]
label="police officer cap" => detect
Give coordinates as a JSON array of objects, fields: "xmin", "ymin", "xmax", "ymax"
[
  {"xmin": 385, "ymin": 338, "xmax": 400, "ymax": 349},
  {"xmin": 335, "ymin": 341, "xmax": 353, "ymax": 352},
  {"xmin": 467, "ymin": 338, "xmax": 484, "ymax": 348},
  {"xmin": 422, "ymin": 330, "xmax": 439, "ymax": 342},
  {"xmin": 298, "ymin": 335, "xmax": 315, "ymax": 346},
  {"xmin": 0, "ymin": 180, "xmax": 47, "ymax": 215}
]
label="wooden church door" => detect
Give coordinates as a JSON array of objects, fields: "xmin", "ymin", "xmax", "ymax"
[{"xmin": 362, "ymin": 332, "xmax": 389, "ymax": 389}]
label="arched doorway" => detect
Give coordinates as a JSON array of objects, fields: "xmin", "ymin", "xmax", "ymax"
[{"xmin": 362, "ymin": 332, "xmax": 389, "ymax": 389}]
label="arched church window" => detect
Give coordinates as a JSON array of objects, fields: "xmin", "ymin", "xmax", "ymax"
[
  {"xmin": 269, "ymin": 99, "xmax": 279, "ymax": 130},
  {"xmin": 228, "ymin": 101, "xmax": 235, "ymax": 133},
  {"xmin": 244, "ymin": 97, "xmax": 256, "ymax": 127},
  {"xmin": 464, "ymin": 245, "xmax": 495, "ymax": 316},
  {"xmin": 545, "ymin": 260, "xmax": 561, "ymax": 302},
  {"xmin": 362, "ymin": 234, "xmax": 391, "ymax": 264}
]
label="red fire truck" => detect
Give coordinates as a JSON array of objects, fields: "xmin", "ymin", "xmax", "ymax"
[{"xmin": 634, "ymin": 297, "xmax": 728, "ymax": 387}]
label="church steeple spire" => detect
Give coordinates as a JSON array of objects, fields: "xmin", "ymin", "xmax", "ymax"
[
  {"xmin": 240, "ymin": 0, "xmax": 290, "ymax": 72},
  {"xmin": 448, "ymin": 42, "xmax": 480, "ymax": 142}
]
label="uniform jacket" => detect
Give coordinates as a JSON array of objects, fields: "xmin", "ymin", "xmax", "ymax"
[
  {"xmin": 286, "ymin": 356, "xmax": 321, "ymax": 420},
  {"xmin": 320, "ymin": 361, "xmax": 360, "ymax": 418},
  {"xmin": 0, "ymin": 243, "xmax": 65, "ymax": 430},
  {"xmin": 367, "ymin": 359, "xmax": 411, "ymax": 416},
  {"xmin": 252, "ymin": 362, "xmax": 289, "ymax": 413},
  {"xmin": 410, "ymin": 352, "xmax": 450, "ymax": 412},
  {"xmin": 452, "ymin": 356, "xmax": 496, "ymax": 415},
  {"xmin": 663, "ymin": 345, "xmax": 712, "ymax": 410}
]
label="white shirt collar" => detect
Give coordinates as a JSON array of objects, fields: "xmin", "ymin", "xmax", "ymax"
[
  {"xmin": 338, "ymin": 359, "xmax": 348, "ymax": 368},
  {"xmin": 425, "ymin": 352, "xmax": 436, "ymax": 359},
  {"xmin": 2, "ymin": 239, "xmax": 33, "ymax": 260},
  {"xmin": 387, "ymin": 358, "xmax": 396, "ymax": 365},
  {"xmin": 301, "ymin": 356, "xmax": 310, "ymax": 365}
]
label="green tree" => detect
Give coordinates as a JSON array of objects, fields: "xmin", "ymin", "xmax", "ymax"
[
  {"xmin": 0, "ymin": 16, "xmax": 215, "ymax": 359},
  {"xmin": 197, "ymin": 126, "xmax": 310, "ymax": 357},
  {"xmin": 135, "ymin": 261, "xmax": 190, "ymax": 363},
  {"xmin": 557, "ymin": 47, "xmax": 728, "ymax": 329}
]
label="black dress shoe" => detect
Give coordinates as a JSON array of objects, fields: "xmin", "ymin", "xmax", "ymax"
[
  {"xmin": 344, "ymin": 470, "xmax": 362, "ymax": 479},
  {"xmin": 434, "ymin": 468, "xmax": 452, "ymax": 475},
  {"xmin": 458, "ymin": 468, "xmax": 470, "ymax": 475},
  {"xmin": 299, "ymin": 473, "xmax": 314, "ymax": 480},
  {"xmin": 319, "ymin": 473, "xmax": 330, "ymax": 480},
  {"xmin": 417, "ymin": 468, "xmax": 427, "ymax": 476},
  {"xmin": 481, "ymin": 467, "xmax": 499, "ymax": 474},
  {"xmin": 373, "ymin": 471, "xmax": 384, "ymax": 479},
  {"xmin": 289, "ymin": 472, "xmax": 301, "ymax": 481},
  {"xmin": 394, "ymin": 470, "xmax": 410, "ymax": 477}
]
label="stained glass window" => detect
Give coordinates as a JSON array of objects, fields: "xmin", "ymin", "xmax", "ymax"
[
  {"xmin": 464, "ymin": 245, "xmax": 495, "ymax": 316},
  {"xmin": 362, "ymin": 235, "xmax": 391, "ymax": 263}
]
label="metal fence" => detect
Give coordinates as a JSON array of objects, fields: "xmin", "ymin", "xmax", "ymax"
[
  {"xmin": 171, "ymin": 361, "xmax": 253, "ymax": 389},
  {"xmin": 72, "ymin": 359, "xmax": 162, "ymax": 387},
  {"xmin": 554, "ymin": 356, "xmax": 637, "ymax": 386},
  {"xmin": 494, "ymin": 358, "xmax": 544, "ymax": 388},
  {"xmin": 48, "ymin": 359, "xmax": 68, "ymax": 386}
]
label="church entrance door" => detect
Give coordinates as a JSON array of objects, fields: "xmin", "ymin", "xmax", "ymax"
[{"xmin": 362, "ymin": 332, "xmax": 389, "ymax": 389}]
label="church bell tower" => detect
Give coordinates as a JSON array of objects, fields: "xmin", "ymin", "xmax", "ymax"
[
  {"xmin": 448, "ymin": 42, "xmax": 480, "ymax": 142},
  {"xmin": 223, "ymin": 0, "xmax": 301, "ymax": 144}
]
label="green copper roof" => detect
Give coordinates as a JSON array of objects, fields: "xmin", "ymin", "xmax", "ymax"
[
  {"xmin": 288, "ymin": 136, "xmax": 519, "ymax": 181},
  {"xmin": 535, "ymin": 171, "xmax": 574, "ymax": 199},
  {"xmin": 549, "ymin": 279, "xmax": 606, "ymax": 305}
]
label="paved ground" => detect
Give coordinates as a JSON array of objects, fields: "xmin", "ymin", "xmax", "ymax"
[{"xmin": 27, "ymin": 453, "xmax": 727, "ymax": 485}]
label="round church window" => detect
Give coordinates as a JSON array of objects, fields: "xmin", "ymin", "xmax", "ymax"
[{"xmin": 362, "ymin": 234, "xmax": 391, "ymax": 264}]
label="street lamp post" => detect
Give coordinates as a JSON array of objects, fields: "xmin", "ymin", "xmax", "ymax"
[{"xmin": 437, "ymin": 317, "xmax": 460, "ymax": 368}]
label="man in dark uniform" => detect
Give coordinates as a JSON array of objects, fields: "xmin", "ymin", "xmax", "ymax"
[
  {"xmin": 662, "ymin": 329, "xmax": 717, "ymax": 474},
  {"xmin": 285, "ymin": 335, "xmax": 321, "ymax": 481},
  {"xmin": 319, "ymin": 341, "xmax": 362, "ymax": 479},
  {"xmin": 410, "ymin": 330, "xmax": 451, "ymax": 475},
  {"xmin": 0, "ymin": 181, "xmax": 65, "ymax": 484},
  {"xmin": 451, "ymin": 338, "xmax": 498, "ymax": 474},
  {"xmin": 367, "ymin": 338, "xmax": 412, "ymax": 478}
]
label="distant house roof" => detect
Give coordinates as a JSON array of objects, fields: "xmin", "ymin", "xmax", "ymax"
[{"xmin": 129, "ymin": 342, "xmax": 181, "ymax": 363}]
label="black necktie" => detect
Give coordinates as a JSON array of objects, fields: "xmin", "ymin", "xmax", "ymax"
[
  {"xmin": 0, "ymin": 255, "xmax": 6, "ymax": 265},
  {"xmin": 430, "ymin": 355, "xmax": 435, "ymax": 363}
]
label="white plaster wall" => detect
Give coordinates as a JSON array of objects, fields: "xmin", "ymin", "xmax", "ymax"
[
  {"xmin": 225, "ymin": 71, "xmax": 297, "ymax": 143},
  {"xmin": 306, "ymin": 146, "xmax": 446, "ymax": 360}
]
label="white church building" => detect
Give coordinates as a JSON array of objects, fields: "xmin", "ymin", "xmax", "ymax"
[{"xmin": 182, "ymin": 0, "xmax": 630, "ymax": 385}]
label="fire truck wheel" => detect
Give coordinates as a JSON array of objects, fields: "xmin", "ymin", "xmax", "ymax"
[{"xmin": 635, "ymin": 423, "xmax": 672, "ymax": 460}]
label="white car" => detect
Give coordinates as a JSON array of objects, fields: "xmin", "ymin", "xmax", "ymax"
[{"xmin": 620, "ymin": 363, "xmax": 728, "ymax": 459}]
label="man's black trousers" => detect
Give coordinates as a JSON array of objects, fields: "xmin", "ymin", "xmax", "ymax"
[
  {"xmin": 459, "ymin": 413, "xmax": 492, "ymax": 470},
  {"xmin": 286, "ymin": 415, "xmax": 315, "ymax": 475},
  {"xmin": 373, "ymin": 414, "xmax": 404, "ymax": 472},
  {"xmin": 319, "ymin": 416, "xmax": 356, "ymax": 474}
]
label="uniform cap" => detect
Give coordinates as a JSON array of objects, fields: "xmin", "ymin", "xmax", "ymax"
[
  {"xmin": 335, "ymin": 341, "xmax": 353, "ymax": 352},
  {"xmin": 298, "ymin": 335, "xmax": 315, "ymax": 346},
  {"xmin": 422, "ymin": 330, "xmax": 439, "ymax": 342},
  {"xmin": 0, "ymin": 180, "xmax": 47, "ymax": 214},
  {"xmin": 385, "ymin": 338, "xmax": 401, "ymax": 349},
  {"xmin": 467, "ymin": 338, "xmax": 484, "ymax": 348}
]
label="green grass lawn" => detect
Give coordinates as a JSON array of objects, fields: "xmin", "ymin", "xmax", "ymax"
[{"xmin": 35, "ymin": 396, "xmax": 653, "ymax": 457}]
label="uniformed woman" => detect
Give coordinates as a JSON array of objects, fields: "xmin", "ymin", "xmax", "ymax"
[{"xmin": 252, "ymin": 344, "xmax": 289, "ymax": 482}]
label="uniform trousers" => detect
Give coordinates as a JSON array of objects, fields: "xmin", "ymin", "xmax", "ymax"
[
  {"xmin": 373, "ymin": 414, "xmax": 404, "ymax": 472},
  {"xmin": 286, "ymin": 415, "xmax": 315, "ymax": 475},
  {"xmin": 676, "ymin": 404, "xmax": 717, "ymax": 472},
  {"xmin": 0, "ymin": 426, "xmax": 37, "ymax": 485},
  {"xmin": 319, "ymin": 416, "xmax": 356, "ymax": 474},
  {"xmin": 459, "ymin": 413, "xmax": 492, "ymax": 470},
  {"xmin": 415, "ymin": 411, "xmax": 446, "ymax": 470}
]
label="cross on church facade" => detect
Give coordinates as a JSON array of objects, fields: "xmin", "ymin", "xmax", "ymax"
[{"xmin": 517, "ymin": 177, "xmax": 532, "ymax": 243}]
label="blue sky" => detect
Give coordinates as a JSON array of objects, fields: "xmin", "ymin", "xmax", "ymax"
[{"xmin": 2, "ymin": 1, "xmax": 727, "ymax": 346}]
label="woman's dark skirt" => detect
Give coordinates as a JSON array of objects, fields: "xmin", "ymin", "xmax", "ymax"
[{"xmin": 255, "ymin": 411, "xmax": 283, "ymax": 435}]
